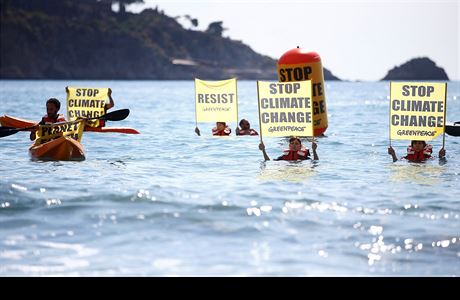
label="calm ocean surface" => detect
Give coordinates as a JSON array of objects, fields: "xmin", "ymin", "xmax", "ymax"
[{"xmin": 0, "ymin": 80, "xmax": 459, "ymax": 276}]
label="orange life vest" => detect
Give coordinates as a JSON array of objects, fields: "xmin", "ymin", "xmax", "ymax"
[
  {"xmin": 279, "ymin": 147, "xmax": 310, "ymax": 161},
  {"xmin": 212, "ymin": 126, "xmax": 231, "ymax": 136},
  {"xmin": 41, "ymin": 114, "xmax": 66, "ymax": 124},
  {"xmin": 405, "ymin": 144, "xmax": 432, "ymax": 161}
]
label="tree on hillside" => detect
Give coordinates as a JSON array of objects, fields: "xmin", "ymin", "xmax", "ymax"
[
  {"xmin": 99, "ymin": 0, "xmax": 144, "ymax": 14},
  {"xmin": 183, "ymin": 14, "xmax": 198, "ymax": 29},
  {"xmin": 206, "ymin": 21, "xmax": 226, "ymax": 37},
  {"xmin": 3, "ymin": 0, "xmax": 100, "ymax": 15}
]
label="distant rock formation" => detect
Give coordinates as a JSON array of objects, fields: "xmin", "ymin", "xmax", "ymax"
[
  {"xmin": 0, "ymin": 0, "xmax": 341, "ymax": 80},
  {"xmin": 323, "ymin": 68, "xmax": 340, "ymax": 81},
  {"xmin": 382, "ymin": 57, "xmax": 449, "ymax": 80}
]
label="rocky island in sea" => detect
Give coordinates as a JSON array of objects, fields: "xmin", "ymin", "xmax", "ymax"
[{"xmin": 382, "ymin": 57, "xmax": 449, "ymax": 81}]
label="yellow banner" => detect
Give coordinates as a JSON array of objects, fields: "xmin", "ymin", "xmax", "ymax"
[
  {"xmin": 195, "ymin": 78, "xmax": 237, "ymax": 123},
  {"xmin": 67, "ymin": 87, "xmax": 108, "ymax": 127},
  {"xmin": 390, "ymin": 82, "xmax": 446, "ymax": 140},
  {"xmin": 277, "ymin": 61, "xmax": 328, "ymax": 136},
  {"xmin": 34, "ymin": 120, "xmax": 84, "ymax": 146},
  {"xmin": 257, "ymin": 81, "xmax": 313, "ymax": 137}
]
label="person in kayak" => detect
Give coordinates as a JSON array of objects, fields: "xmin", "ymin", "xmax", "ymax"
[
  {"xmin": 30, "ymin": 98, "xmax": 66, "ymax": 140},
  {"xmin": 236, "ymin": 119, "xmax": 258, "ymax": 136},
  {"xmin": 195, "ymin": 122, "xmax": 231, "ymax": 136},
  {"xmin": 388, "ymin": 140, "xmax": 446, "ymax": 162},
  {"xmin": 259, "ymin": 136, "xmax": 319, "ymax": 161}
]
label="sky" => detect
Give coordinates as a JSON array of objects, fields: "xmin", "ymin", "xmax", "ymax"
[{"xmin": 128, "ymin": 0, "xmax": 459, "ymax": 81}]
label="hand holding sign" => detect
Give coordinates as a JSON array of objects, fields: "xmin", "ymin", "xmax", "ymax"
[
  {"xmin": 67, "ymin": 86, "xmax": 110, "ymax": 127},
  {"xmin": 388, "ymin": 82, "xmax": 447, "ymax": 162},
  {"xmin": 34, "ymin": 121, "xmax": 85, "ymax": 145},
  {"xmin": 194, "ymin": 78, "xmax": 238, "ymax": 134},
  {"xmin": 439, "ymin": 148, "xmax": 446, "ymax": 159},
  {"xmin": 389, "ymin": 82, "xmax": 447, "ymax": 141},
  {"xmin": 257, "ymin": 81, "xmax": 316, "ymax": 161},
  {"xmin": 257, "ymin": 81, "xmax": 314, "ymax": 138},
  {"xmin": 388, "ymin": 146, "xmax": 398, "ymax": 162},
  {"xmin": 258, "ymin": 142, "xmax": 270, "ymax": 161}
]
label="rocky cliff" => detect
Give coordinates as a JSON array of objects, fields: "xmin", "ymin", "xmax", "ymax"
[{"xmin": 0, "ymin": 0, "xmax": 340, "ymax": 80}]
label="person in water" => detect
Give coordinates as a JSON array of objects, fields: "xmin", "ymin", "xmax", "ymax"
[
  {"xmin": 65, "ymin": 86, "xmax": 115, "ymax": 127},
  {"xmin": 236, "ymin": 119, "xmax": 258, "ymax": 136},
  {"xmin": 30, "ymin": 98, "xmax": 66, "ymax": 141},
  {"xmin": 212, "ymin": 122, "xmax": 231, "ymax": 136},
  {"xmin": 195, "ymin": 122, "xmax": 231, "ymax": 136},
  {"xmin": 259, "ymin": 136, "xmax": 319, "ymax": 161},
  {"xmin": 388, "ymin": 140, "xmax": 446, "ymax": 162}
]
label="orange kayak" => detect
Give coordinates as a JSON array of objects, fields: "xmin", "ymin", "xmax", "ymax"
[
  {"xmin": 29, "ymin": 136, "xmax": 85, "ymax": 161},
  {"xmin": 0, "ymin": 115, "xmax": 140, "ymax": 134},
  {"xmin": 0, "ymin": 115, "xmax": 35, "ymax": 129}
]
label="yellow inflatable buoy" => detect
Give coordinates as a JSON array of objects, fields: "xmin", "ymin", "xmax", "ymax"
[{"xmin": 277, "ymin": 47, "xmax": 328, "ymax": 136}]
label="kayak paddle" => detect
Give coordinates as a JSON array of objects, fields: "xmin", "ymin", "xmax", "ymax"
[
  {"xmin": 0, "ymin": 109, "xmax": 130, "ymax": 138},
  {"xmin": 99, "ymin": 109, "xmax": 130, "ymax": 122},
  {"xmin": 0, "ymin": 125, "xmax": 37, "ymax": 138}
]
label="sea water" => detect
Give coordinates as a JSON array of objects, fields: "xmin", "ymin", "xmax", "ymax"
[{"xmin": 0, "ymin": 80, "xmax": 459, "ymax": 276}]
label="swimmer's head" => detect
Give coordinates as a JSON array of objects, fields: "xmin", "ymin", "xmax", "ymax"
[
  {"xmin": 216, "ymin": 122, "xmax": 226, "ymax": 131},
  {"xmin": 239, "ymin": 119, "xmax": 250, "ymax": 130},
  {"xmin": 289, "ymin": 136, "xmax": 302, "ymax": 151},
  {"xmin": 411, "ymin": 140, "xmax": 426, "ymax": 151}
]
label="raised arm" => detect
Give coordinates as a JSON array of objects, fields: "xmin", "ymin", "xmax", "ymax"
[
  {"xmin": 311, "ymin": 142, "xmax": 319, "ymax": 160},
  {"xmin": 439, "ymin": 148, "xmax": 446, "ymax": 159},
  {"xmin": 388, "ymin": 146, "xmax": 398, "ymax": 162},
  {"xmin": 259, "ymin": 142, "xmax": 270, "ymax": 161},
  {"xmin": 105, "ymin": 88, "xmax": 114, "ymax": 110}
]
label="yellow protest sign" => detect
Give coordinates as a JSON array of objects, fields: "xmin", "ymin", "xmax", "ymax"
[
  {"xmin": 257, "ymin": 81, "xmax": 313, "ymax": 137},
  {"xmin": 67, "ymin": 87, "xmax": 108, "ymax": 127},
  {"xmin": 277, "ymin": 61, "xmax": 328, "ymax": 136},
  {"xmin": 34, "ymin": 120, "xmax": 85, "ymax": 146},
  {"xmin": 390, "ymin": 82, "xmax": 447, "ymax": 141},
  {"xmin": 195, "ymin": 78, "xmax": 238, "ymax": 123}
]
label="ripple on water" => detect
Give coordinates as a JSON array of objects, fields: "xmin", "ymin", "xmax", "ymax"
[{"xmin": 1, "ymin": 81, "xmax": 459, "ymax": 275}]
